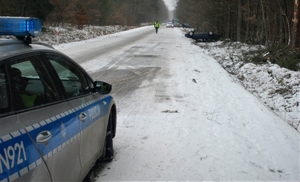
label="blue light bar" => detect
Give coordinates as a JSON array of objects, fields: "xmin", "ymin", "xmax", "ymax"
[{"xmin": 0, "ymin": 17, "xmax": 42, "ymax": 37}]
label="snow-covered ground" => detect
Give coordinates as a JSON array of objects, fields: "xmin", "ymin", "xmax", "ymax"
[
  {"xmin": 39, "ymin": 24, "xmax": 138, "ymax": 45},
  {"xmin": 48, "ymin": 25, "xmax": 299, "ymax": 181},
  {"xmin": 45, "ymin": 24, "xmax": 300, "ymax": 132},
  {"xmin": 193, "ymin": 41, "xmax": 300, "ymax": 132}
]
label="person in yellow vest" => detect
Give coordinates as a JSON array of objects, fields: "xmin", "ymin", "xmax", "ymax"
[
  {"xmin": 154, "ymin": 20, "xmax": 160, "ymax": 34},
  {"xmin": 11, "ymin": 68, "xmax": 37, "ymax": 108}
]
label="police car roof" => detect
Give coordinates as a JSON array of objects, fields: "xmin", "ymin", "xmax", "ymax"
[
  {"xmin": 0, "ymin": 16, "xmax": 59, "ymax": 61},
  {"xmin": 0, "ymin": 38, "xmax": 58, "ymax": 61}
]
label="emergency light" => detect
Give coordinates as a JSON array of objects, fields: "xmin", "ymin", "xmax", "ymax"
[{"xmin": 0, "ymin": 17, "xmax": 42, "ymax": 37}]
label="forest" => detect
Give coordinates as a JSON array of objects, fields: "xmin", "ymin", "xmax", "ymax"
[
  {"xmin": 0, "ymin": 0, "xmax": 299, "ymax": 70},
  {"xmin": 0, "ymin": 0, "xmax": 169, "ymax": 26},
  {"xmin": 176, "ymin": 0, "xmax": 300, "ymax": 48},
  {"xmin": 1, "ymin": 0, "xmax": 299, "ymax": 47},
  {"xmin": 175, "ymin": 0, "xmax": 300, "ymax": 70}
]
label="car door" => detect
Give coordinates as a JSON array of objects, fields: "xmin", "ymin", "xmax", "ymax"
[
  {"xmin": 45, "ymin": 53, "xmax": 108, "ymax": 177},
  {"xmin": 0, "ymin": 63, "xmax": 52, "ymax": 182},
  {"xmin": 9, "ymin": 54, "xmax": 82, "ymax": 182}
]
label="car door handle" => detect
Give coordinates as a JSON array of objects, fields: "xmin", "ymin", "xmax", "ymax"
[
  {"xmin": 79, "ymin": 112, "xmax": 87, "ymax": 122},
  {"xmin": 36, "ymin": 130, "xmax": 52, "ymax": 146}
]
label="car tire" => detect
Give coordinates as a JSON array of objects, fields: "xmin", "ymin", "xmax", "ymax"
[{"xmin": 102, "ymin": 111, "xmax": 114, "ymax": 162}]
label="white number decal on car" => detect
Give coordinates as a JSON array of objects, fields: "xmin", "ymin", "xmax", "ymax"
[{"xmin": 0, "ymin": 141, "xmax": 27, "ymax": 173}]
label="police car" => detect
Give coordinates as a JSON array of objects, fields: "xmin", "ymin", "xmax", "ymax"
[{"xmin": 0, "ymin": 17, "xmax": 117, "ymax": 182}]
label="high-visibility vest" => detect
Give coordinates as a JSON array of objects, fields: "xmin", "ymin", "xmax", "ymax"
[{"xmin": 154, "ymin": 22, "xmax": 160, "ymax": 28}]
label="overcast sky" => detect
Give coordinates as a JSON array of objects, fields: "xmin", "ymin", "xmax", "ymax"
[{"xmin": 163, "ymin": 0, "xmax": 177, "ymax": 11}]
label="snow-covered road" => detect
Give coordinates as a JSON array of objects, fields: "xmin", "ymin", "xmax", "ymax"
[{"xmin": 56, "ymin": 27, "xmax": 299, "ymax": 181}]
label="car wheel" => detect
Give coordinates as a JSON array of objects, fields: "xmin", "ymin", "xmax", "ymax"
[{"xmin": 102, "ymin": 111, "xmax": 114, "ymax": 161}]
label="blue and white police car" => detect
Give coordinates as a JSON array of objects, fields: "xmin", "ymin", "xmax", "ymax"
[{"xmin": 0, "ymin": 17, "xmax": 117, "ymax": 182}]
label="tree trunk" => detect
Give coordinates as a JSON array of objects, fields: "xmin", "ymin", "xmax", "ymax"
[
  {"xmin": 244, "ymin": 0, "xmax": 250, "ymax": 43},
  {"xmin": 260, "ymin": 0, "xmax": 268, "ymax": 45},
  {"xmin": 292, "ymin": 0, "xmax": 300, "ymax": 47},
  {"xmin": 237, "ymin": 0, "xmax": 242, "ymax": 42},
  {"xmin": 226, "ymin": 0, "xmax": 231, "ymax": 38},
  {"xmin": 276, "ymin": 0, "xmax": 292, "ymax": 46}
]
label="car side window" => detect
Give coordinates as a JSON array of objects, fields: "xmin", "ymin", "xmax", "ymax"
[
  {"xmin": 45, "ymin": 54, "xmax": 93, "ymax": 98},
  {"xmin": 10, "ymin": 55, "xmax": 61, "ymax": 110},
  {"xmin": 0, "ymin": 64, "xmax": 11, "ymax": 114}
]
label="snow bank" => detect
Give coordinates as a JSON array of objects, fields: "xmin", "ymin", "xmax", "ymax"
[
  {"xmin": 38, "ymin": 24, "xmax": 138, "ymax": 45},
  {"xmin": 196, "ymin": 41, "xmax": 300, "ymax": 131}
]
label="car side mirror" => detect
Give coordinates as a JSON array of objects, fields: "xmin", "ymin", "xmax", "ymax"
[{"xmin": 94, "ymin": 81, "xmax": 112, "ymax": 94}]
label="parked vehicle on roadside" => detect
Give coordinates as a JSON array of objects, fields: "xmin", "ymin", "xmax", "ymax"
[
  {"xmin": 172, "ymin": 18, "xmax": 180, "ymax": 27},
  {"xmin": 182, "ymin": 23, "xmax": 193, "ymax": 28},
  {"xmin": 185, "ymin": 30, "xmax": 220, "ymax": 42}
]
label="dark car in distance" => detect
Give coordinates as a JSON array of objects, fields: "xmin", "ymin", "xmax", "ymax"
[
  {"xmin": 182, "ymin": 23, "xmax": 193, "ymax": 28},
  {"xmin": 185, "ymin": 30, "xmax": 220, "ymax": 42}
]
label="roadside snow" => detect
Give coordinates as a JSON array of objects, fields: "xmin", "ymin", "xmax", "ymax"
[
  {"xmin": 196, "ymin": 41, "xmax": 300, "ymax": 131},
  {"xmin": 50, "ymin": 26, "xmax": 299, "ymax": 181},
  {"xmin": 38, "ymin": 24, "xmax": 138, "ymax": 45}
]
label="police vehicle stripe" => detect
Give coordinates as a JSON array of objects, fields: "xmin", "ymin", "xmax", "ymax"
[
  {"xmin": 56, "ymin": 114, "xmax": 61, "ymax": 119},
  {"xmin": 19, "ymin": 129, "xmax": 26, "ymax": 134},
  {"xmin": 19, "ymin": 166, "xmax": 28, "ymax": 177},
  {"xmin": 45, "ymin": 118, "xmax": 52, "ymax": 124},
  {"xmin": 1, "ymin": 134, "xmax": 12, "ymax": 142},
  {"xmin": 9, "ymin": 172, "xmax": 18, "ymax": 182},
  {"xmin": 1, "ymin": 95, "xmax": 112, "ymax": 182},
  {"xmin": 51, "ymin": 116, "xmax": 57, "ymax": 122},
  {"xmin": 10, "ymin": 131, "xmax": 21, "ymax": 138},
  {"xmin": 32, "ymin": 123, "xmax": 41, "ymax": 129},
  {"xmin": 25, "ymin": 125, "xmax": 34, "ymax": 132},
  {"xmin": 39, "ymin": 120, "xmax": 47, "ymax": 126}
]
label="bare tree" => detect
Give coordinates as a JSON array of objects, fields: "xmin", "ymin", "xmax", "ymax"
[{"xmin": 292, "ymin": 0, "xmax": 300, "ymax": 47}]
